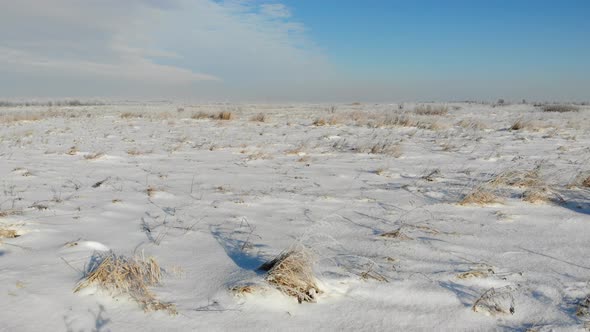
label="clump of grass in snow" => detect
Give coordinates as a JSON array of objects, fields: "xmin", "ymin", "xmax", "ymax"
[
  {"xmin": 0, "ymin": 226, "xmax": 20, "ymax": 238},
  {"xmin": 510, "ymin": 119, "xmax": 548, "ymax": 131},
  {"xmin": 120, "ymin": 112, "xmax": 142, "ymax": 119},
  {"xmin": 577, "ymin": 295, "xmax": 590, "ymax": 318},
  {"xmin": 542, "ymin": 104, "xmax": 579, "ymax": 113},
  {"xmin": 414, "ymin": 104, "xmax": 448, "ymax": 116},
  {"xmin": 369, "ymin": 141, "xmax": 403, "ymax": 157},
  {"xmin": 259, "ymin": 246, "xmax": 321, "ymax": 303},
  {"xmin": 313, "ymin": 115, "xmax": 341, "ymax": 126},
  {"xmin": 249, "ymin": 113, "xmax": 268, "ymax": 122},
  {"xmin": 522, "ymin": 186, "xmax": 565, "ymax": 205},
  {"xmin": 285, "ymin": 144, "xmax": 306, "ymax": 155},
  {"xmin": 510, "ymin": 119, "xmax": 528, "ymax": 131},
  {"xmin": 457, "ymin": 266, "xmax": 495, "ymax": 279},
  {"xmin": 217, "ymin": 111, "xmax": 233, "ymax": 120},
  {"xmin": 567, "ymin": 172, "xmax": 590, "ymax": 188},
  {"xmin": 472, "ymin": 287, "xmax": 515, "ymax": 316},
  {"xmin": 460, "ymin": 186, "xmax": 500, "ymax": 205},
  {"xmin": 230, "ymin": 283, "xmax": 259, "ymax": 297},
  {"xmin": 74, "ymin": 251, "xmax": 176, "ymax": 314},
  {"xmin": 0, "ymin": 209, "xmax": 21, "ymax": 218},
  {"xmin": 191, "ymin": 111, "xmax": 211, "ymax": 119},
  {"xmin": 456, "ymin": 119, "xmax": 488, "ymax": 130},
  {"xmin": 488, "ymin": 166, "xmax": 541, "ymax": 188},
  {"xmin": 191, "ymin": 111, "xmax": 234, "ymax": 120},
  {"xmin": 374, "ymin": 113, "xmax": 416, "ymax": 127}
]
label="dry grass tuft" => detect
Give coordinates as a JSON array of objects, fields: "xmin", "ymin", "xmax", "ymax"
[
  {"xmin": 191, "ymin": 111, "xmax": 212, "ymax": 119},
  {"xmin": 313, "ymin": 116, "xmax": 340, "ymax": 126},
  {"xmin": 312, "ymin": 118, "xmax": 327, "ymax": 126},
  {"xmin": 577, "ymin": 295, "xmax": 590, "ymax": 318},
  {"xmin": 472, "ymin": 287, "xmax": 515, "ymax": 316},
  {"xmin": 414, "ymin": 105, "xmax": 448, "ymax": 116},
  {"xmin": 510, "ymin": 119, "xmax": 527, "ymax": 131},
  {"xmin": 522, "ymin": 187, "xmax": 565, "ymax": 205},
  {"xmin": 456, "ymin": 119, "xmax": 488, "ymax": 130},
  {"xmin": 0, "ymin": 209, "xmax": 21, "ymax": 218},
  {"xmin": 74, "ymin": 252, "xmax": 176, "ymax": 314},
  {"xmin": 542, "ymin": 104, "xmax": 579, "ymax": 113},
  {"xmin": 120, "ymin": 112, "xmax": 142, "ymax": 119},
  {"xmin": 67, "ymin": 146, "xmax": 79, "ymax": 155},
  {"xmin": 488, "ymin": 167, "xmax": 541, "ymax": 188},
  {"xmin": 375, "ymin": 113, "xmax": 416, "ymax": 127},
  {"xmin": 146, "ymin": 186, "xmax": 157, "ymax": 198},
  {"xmin": 510, "ymin": 119, "xmax": 547, "ymax": 131},
  {"xmin": 460, "ymin": 186, "xmax": 500, "ymax": 205},
  {"xmin": 230, "ymin": 284, "xmax": 258, "ymax": 296},
  {"xmin": 285, "ymin": 144, "xmax": 306, "ymax": 155},
  {"xmin": 259, "ymin": 247, "xmax": 320, "ymax": 303},
  {"xmin": 217, "ymin": 111, "xmax": 233, "ymax": 120},
  {"xmin": 191, "ymin": 111, "xmax": 234, "ymax": 120},
  {"xmin": 249, "ymin": 113, "xmax": 268, "ymax": 122},
  {"xmin": 568, "ymin": 172, "xmax": 590, "ymax": 189},
  {"xmin": 457, "ymin": 268, "xmax": 494, "ymax": 279},
  {"xmin": 369, "ymin": 141, "xmax": 402, "ymax": 157},
  {"xmin": 0, "ymin": 228, "xmax": 19, "ymax": 238}
]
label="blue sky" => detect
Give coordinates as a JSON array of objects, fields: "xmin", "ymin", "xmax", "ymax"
[
  {"xmin": 283, "ymin": 0, "xmax": 590, "ymax": 93},
  {"xmin": 0, "ymin": 0, "xmax": 588, "ymax": 101}
]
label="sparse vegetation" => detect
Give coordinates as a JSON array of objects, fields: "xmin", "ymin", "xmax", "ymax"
[
  {"xmin": 414, "ymin": 104, "xmax": 448, "ymax": 116},
  {"xmin": 542, "ymin": 104, "xmax": 579, "ymax": 113},
  {"xmin": 0, "ymin": 227, "xmax": 19, "ymax": 238},
  {"xmin": 74, "ymin": 252, "xmax": 176, "ymax": 314},
  {"xmin": 259, "ymin": 247, "xmax": 320, "ymax": 303},
  {"xmin": 460, "ymin": 186, "xmax": 500, "ymax": 205},
  {"xmin": 250, "ymin": 113, "xmax": 268, "ymax": 122}
]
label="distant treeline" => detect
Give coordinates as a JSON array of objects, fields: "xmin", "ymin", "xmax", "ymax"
[{"xmin": 0, "ymin": 100, "xmax": 106, "ymax": 107}]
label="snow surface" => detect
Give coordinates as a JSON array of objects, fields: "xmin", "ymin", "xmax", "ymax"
[{"xmin": 1, "ymin": 102, "xmax": 589, "ymax": 331}]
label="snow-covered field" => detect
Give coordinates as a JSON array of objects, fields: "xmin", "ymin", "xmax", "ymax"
[{"xmin": 1, "ymin": 102, "xmax": 589, "ymax": 331}]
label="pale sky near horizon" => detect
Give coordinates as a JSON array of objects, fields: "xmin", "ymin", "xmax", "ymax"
[{"xmin": 0, "ymin": 0, "xmax": 588, "ymax": 102}]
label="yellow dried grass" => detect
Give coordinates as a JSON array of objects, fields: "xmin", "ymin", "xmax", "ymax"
[
  {"xmin": 460, "ymin": 186, "xmax": 500, "ymax": 205},
  {"xmin": 74, "ymin": 252, "xmax": 176, "ymax": 314},
  {"xmin": 259, "ymin": 247, "xmax": 321, "ymax": 303}
]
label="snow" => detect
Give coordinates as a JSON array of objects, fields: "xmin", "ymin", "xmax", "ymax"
[{"xmin": 1, "ymin": 102, "xmax": 589, "ymax": 331}]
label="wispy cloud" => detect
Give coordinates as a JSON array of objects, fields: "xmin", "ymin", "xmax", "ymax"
[
  {"xmin": 259, "ymin": 3, "xmax": 292, "ymax": 18},
  {"xmin": 0, "ymin": 0, "xmax": 332, "ymax": 100}
]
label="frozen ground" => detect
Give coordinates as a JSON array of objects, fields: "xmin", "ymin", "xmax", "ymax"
[{"xmin": 1, "ymin": 102, "xmax": 589, "ymax": 331}]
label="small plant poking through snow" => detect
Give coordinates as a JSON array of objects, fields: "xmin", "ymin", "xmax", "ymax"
[
  {"xmin": 250, "ymin": 113, "xmax": 268, "ymax": 122},
  {"xmin": 522, "ymin": 186, "xmax": 565, "ymax": 205},
  {"xmin": 577, "ymin": 295, "xmax": 590, "ymax": 318},
  {"xmin": 74, "ymin": 251, "xmax": 176, "ymax": 314},
  {"xmin": 259, "ymin": 247, "xmax": 321, "ymax": 303},
  {"xmin": 414, "ymin": 104, "xmax": 448, "ymax": 116},
  {"xmin": 488, "ymin": 166, "xmax": 541, "ymax": 188},
  {"xmin": 217, "ymin": 111, "xmax": 233, "ymax": 120},
  {"xmin": 472, "ymin": 287, "xmax": 515, "ymax": 316},
  {"xmin": 460, "ymin": 186, "xmax": 500, "ymax": 205},
  {"xmin": 0, "ymin": 227, "xmax": 20, "ymax": 238}
]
